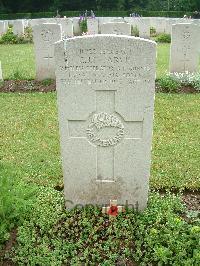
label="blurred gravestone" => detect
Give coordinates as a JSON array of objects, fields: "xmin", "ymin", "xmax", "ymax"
[
  {"xmin": 87, "ymin": 18, "xmax": 99, "ymax": 34},
  {"xmin": 101, "ymin": 22, "xmax": 131, "ymax": 35},
  {"xmin": 170, "ymin": 23, "xmax": 200, "ymax": 73},
  {"xmin": 33, "ymin": 23, "xmax": 62, "ymax": 80},
  {"xmin": 13, "ymin": 20, "xmax": 24, "ymax": 35}
]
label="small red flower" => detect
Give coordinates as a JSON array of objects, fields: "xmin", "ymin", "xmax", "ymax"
[{"xmin": 107, "ymin": 205, "xmax": 118, "ymax": 216}]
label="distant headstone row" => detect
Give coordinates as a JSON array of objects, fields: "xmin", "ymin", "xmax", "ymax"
[
  {"xmin": 2, "ymin": 17, "xmax": 200, "ymax": 37},
  {"xmin": 2, "ymin": 19, "xmax": 200, "ymax": 79}
]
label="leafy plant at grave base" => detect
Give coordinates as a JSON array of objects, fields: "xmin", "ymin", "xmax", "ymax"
[
  {"xmin": 41, "ymin": 79, "xmax": 54, "ymax": 86},
  {"xmin": 0, "ymin": 26, "xmax": 33, "ymax": 45},
  {"xmin": 131, "ymin": 26, "xmax": 139, "ymax": 37},
  {"xmin": 150, "ymin": 26, "xmax": 157, "ymax": 37},
  {"xmin": 0, "ymin": 27, "xmax": 18, "ymax": 44},
  {"xmin": 156, "ymin": 33, "xmax": 171, "ymax": 43},
  {"xmin": 6, "ymin": 188, "xmax": 200, "ymax": 265},
  {"xmin": 172, "ymin": 71, "xmax": 200, "ymax": 91},
  {"xmin": 158, "ymin": 71, "xmax": 200, "ymax": 92},
  {"xmin": 157, "ymin": 73, "xmax": 181, "ymax": 93},
  {"xmin": 0, "ymin": 167, "xmax": 36, "ymax": 249},
  {"xmin": 79, "ymin": 16, "xmax": 87, "ymax": 34}
]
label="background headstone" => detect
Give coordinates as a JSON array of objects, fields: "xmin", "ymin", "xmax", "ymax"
[
  {"xmin": 33, "ymin": 23, "xmax": 62, "ymax": 80},
  {"xmin": 87, "ymin": 18, "xmax": 99, "ymax": 34},
  {"xmin": 137, "ymin": 18, "xmax": 150, "ymax": 39},
  {"xmin": 101, "ymin": 22, "xmax": 131, "ymax": 35},
  {"xmin": 0, "ymin": 21, "xmax": 7, "ymax": 35},
  {"xmin": 72, "ymin": 17, "xmax": 81, "ymax": 35},
  {"xmin": 59, "ymin": 18, "xmax": 73, "ymax": 37},
  {"xmin": 170, "ymin": 23, "xmax": 200, "ymax": 73},
  {"xmin": 55, "ymin": 35, "xmax": 156, "ymax": 210},
  {"xmin": 13, "ymin": 20, "xmax": 24, "ymax": 35}
]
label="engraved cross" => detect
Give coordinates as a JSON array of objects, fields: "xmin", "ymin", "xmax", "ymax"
[{"xmin": 68, "ymin": 90, "xmax": 143, "ymax": 182}]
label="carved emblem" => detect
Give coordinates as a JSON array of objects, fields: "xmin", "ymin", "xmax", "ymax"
[
  {"xmin": 86, "ymin": 112, "xmax": 124, "ymax": 147},
  {"xmin": 41, "ymin": 29, "xmax": 53, "ymax": 42}
]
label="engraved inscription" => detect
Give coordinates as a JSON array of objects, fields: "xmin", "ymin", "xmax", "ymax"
[
  {"xmin": 59, "ymin": 45, "xmax": 153, "ymax": 86},
  {"xmin": 86, "ymin": 112, "xmax": 125, "ymax": 147},
  {"xmin": 41, "ymin": 29, "xmax": 53, "ymax": 42}
]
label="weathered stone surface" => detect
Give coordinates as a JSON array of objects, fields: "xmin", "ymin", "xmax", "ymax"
[
  {"xmin": 13, "ymin": 20, "xmax": 24, "ymax": 35},
  {"xmin": 59, "ymin": 18, "xmax": 73, "ymax": 37},
  {"xmin": 87, "ymin": 18, "xmax": 99, "ymax": 34},
  {"xmin": 170, "ymin": 23, "xmax": 200, "ymax": 73},
  {"xmin": 0, "ymin": 21, "xmax": 7, "ymax": 35},
  {"xmin": 101, "ymin": 22, "xmax": 131, "ymax": 35},
  {"xmin": 125, "ymin": 18, "xmax": 150, "ymax": 39},
  {"xmin": 55, "ymin": 35, "xmax": 156, "ymax": 210},
  {"xmin": 72, "ymin": 17, "xmax": 81, "ymax": 35},
  {"xmin": 33, "ymin": 23, "xmax": 62, "ymax": 80},
  {"xmin": 137, "ymin": 18, "xmax": 150, "ymax": 39}
]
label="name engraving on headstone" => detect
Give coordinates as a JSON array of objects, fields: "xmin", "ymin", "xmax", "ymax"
[
  {"xmin": 86, "ymin": 112, "xmax": 125, "ymax": 147},
  {"xmin": 60, "ymin": 47, "xmax": 152, "ymax": 86}
]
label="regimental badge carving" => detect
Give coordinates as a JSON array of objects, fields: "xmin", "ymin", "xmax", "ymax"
[
  {"xmin": 86, "ymin": 112, "xmax": 125, "ymax": 147},
  {"xmin": 41, "ymin": 29, "xmax": 53, "ymax": 42}
]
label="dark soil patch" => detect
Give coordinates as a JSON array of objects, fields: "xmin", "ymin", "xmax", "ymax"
[
  {"xmin": 0, "ymin": 80, "xmax": 198, "ymax": 94},
  {"xmin": 178, "ymin": 86, "xmax": 197, "ymax": 94},
  {"xmin": 0, "ymin": 228, "xmax": 17, "ymax": 266},
  {"xmin": 182, "ymin": 191, "xmax": 200, "ymax": 211},
  {"xmin": 0, "ymin": 80, "xmax": 56, "ymax": 93}
]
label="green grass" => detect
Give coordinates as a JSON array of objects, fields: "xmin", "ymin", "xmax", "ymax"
[
  {"xmin": 0, "ymin": 44, "xmax": 35, "ymax": 80},
  {"xmin": 0, "ymin": 44, "xmax": 200, "ymax": 265},
  {"xmin": 156, "ymin": 43, "xmax": 170, "ymax": 78},
  {"xmin": 0, "ymin": 92, "xmax": 199, "ymax": 190},
  {"xmin": 0, "ymin": 43, "xmax": 169, "ymax": 80}
]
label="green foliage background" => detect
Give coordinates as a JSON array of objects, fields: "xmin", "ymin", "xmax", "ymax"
[{"xmin": 0, "ymin": 0, "xmax": 200, "ymax": 14}]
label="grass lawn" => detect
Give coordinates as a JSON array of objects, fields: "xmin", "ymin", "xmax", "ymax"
[
  {"xmin": 0, "ymin": 43, "xmax": 170, "ymax": 80},
  {"xmin": 0, "ymin": 92, "xmax": 199, "ymax": 190},
  {"xmin": 0, "ymin": 43, "xmax": 200, "ymax": 265},
  {"xmin": 0, "ymin": 44, "xmax": 35, "ymax": 80}
]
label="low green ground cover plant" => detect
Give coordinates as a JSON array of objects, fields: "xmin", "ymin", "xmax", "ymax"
[
  {"xmin": 0, "ymin": 172, "xmax": 36, "ymax": 248},
  {"xmin": 5, "ymin": 188, "xmax": 199, "ymax": 265}
]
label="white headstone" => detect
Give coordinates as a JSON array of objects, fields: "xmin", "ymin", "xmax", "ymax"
[
  {"xmin": 137, "ymin": 18, "xmax": 150, "ymax": 39},
  {"xmin": 101, "ymin": 22, "xmax": 131, "ymax": 35},
  {"xmin": 59, "ymin": 18, "xmax": 73, "ymax": 37},
  {"xmin": 73, "ymin": 17, "xmax": 81, "ymax": 35},
  {"xmin": 29, "ymin": 18, "xmax": 47, "ymax": 28},
  {"xmin": 87, "ymin": 18, "xmax": 99, "ymax": 34},
  {"xmin": 0, "ymin": 21, "xmax": 7, "ymax": 35},
  {"xmin": 33, "ymin": 23, "xmax": 62, "ymax": 80},
  {"xmin": 13, "ymin": 20, "xmax": 24, "ymax": 35},
  {"xmin": 55, "ymin": 35, "xmax": 156, "ymax": 210},
  {"xmin": 0, "ymin": 61, "xmax": 3, "ymax": 81},
  {"xmin": 170, "ymin": 23, "xmax": 200, "ymax": 73},
  {"xmin": 112, "ymin": 18, "xmax": 125, "ymax": 22}
]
